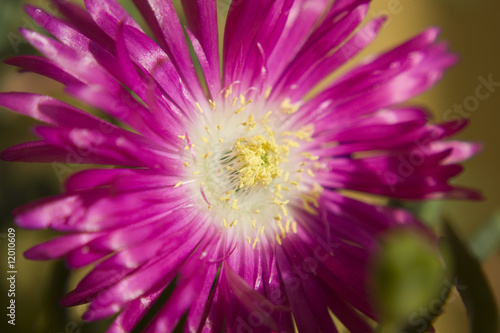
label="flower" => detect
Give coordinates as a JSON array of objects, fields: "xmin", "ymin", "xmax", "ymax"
[{"xmin": 1, "ymin": 0, "xmax": 481, "ymax": 332}]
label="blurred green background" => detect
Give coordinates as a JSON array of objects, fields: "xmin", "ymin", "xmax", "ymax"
[{"xmin": 0, "ymin": 0, "xmax": 499, "ymax": 332}]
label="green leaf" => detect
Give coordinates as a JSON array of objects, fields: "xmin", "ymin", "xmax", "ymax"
[
  {"xmin": 388, "ymin": 200, "xmax": 444, "ymax": 228},
  {"xmin": 441, "ymin": 221, "xmax": 499, "ymax": 333},
  {"xmin": 372, "ymin": 230, "xmax": 445, "ymax": 333},
  {"xmin": 468, "ymin": 212, "xmax": 500, "ymax": 260}
]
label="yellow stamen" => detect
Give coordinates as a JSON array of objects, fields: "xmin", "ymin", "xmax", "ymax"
[
  {"xmin": 209, "ymin": 99, "xmax": 216, "ymax": 110},
  {"xmin": 273, "ymin": 198, "xmax": 289, "ymax": 206},
  {"xmin": 280, "ymin": 98, "xmax": 299, "ymax": 114},
  {"xmin": 284, "ymin": 139, "xmax": 300, "ymax": 147},
  {"xmin": 224, "ymin": 85, "xmax": 233, "ymax": 98},
  {"xmin": 277, "ymin": 221, "xmax": 286, "ymax": 238},
  {"xmin": 302, "ymin": 200, "xmax": 318, "ymax": 215},
  {"xmin": 235, "ymin": 135, "xmax": 287, "ymax": 189},
  {"xmin": 241, "ymin": 114, "xmax": 256, "ymax": 130},
  {"xmin": 231, "ymin": 199, "xmax": 239, "ymax": 210},
  {"xmin": 252, "ymin": 237, "xmax": 259, "ymax": 249},
  {"xmin": 301, "ymin": 152, "xmax": 319, "ymax": 160},
  {"xmin": 281, "ymin": 205, "xmax": 288, "ymax": 217},
  {"xmin": 174, "ymin": 181, "xmax": 182, "ymax": 188},
  {"xmin": 295, "ymin": 124, "xmax": 315, "ymax": 141},
  {"xmin": 195, "ymin": 102, "xmax": 204, "ymax": 114},
  {"xmin": 301, "ymin": 193, "xmax": 319, "ymax": 208},
  {"xmin": 265, "ymin": 87, "xmax": 272, "ymax": 99},
  {"xmin": 276, "ymin": 234, "xmax": 282, "ymax": 245},
  {"xmin": 263, "ymin": 111, "xmax": 272, "ymax": 122}
]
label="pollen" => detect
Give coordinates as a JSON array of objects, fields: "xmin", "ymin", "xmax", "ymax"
[
  {"xmin": 231, "ymin": 199, "xmax": 239, "ymax": 210},
  {"xmin": 263, "ymin": 111, "xmax": 272, "ymax": 122},
  {"xmin": 265, "ymin": 87, "xmax": 272, "ymax": 99},
  {"xmin": 209, "ymin": 99, "xmax": 216, "ymax": 110},
  {"xmin": 224, "ymin": 84, "xmax": 233, "ymax": 98},
  {"xmin": 301, "ymin": 152, "xmax": 319, "ymax": 160},
  {"xmin": 276, "ymin": 234, "xmax": 282, "ymax": 245},
  {"xmin": 280, "ymin": 98, "xmax": 299, "ymax": 114},
  {"xmin": 242, "ymin": 115, "xmax": 256, "ymax": 131},
  {"xmin": 234, "ymin": 135, "xmax": 287, "ymax": 189},
  {"xmin": 252, "ymin": 237, "xmax": 259, "ymax": 249},
  {"xmin": 195, "ymin": 102, "xmax": 204, "ymax": 114},
  {"xmin": 235, "ymin": 106, "xmax": 246, "ymax": 114}
]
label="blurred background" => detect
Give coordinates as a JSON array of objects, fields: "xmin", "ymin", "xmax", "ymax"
[{"xmin": 0, "ymin": 0, "xmax": 499, "ymax": 332}]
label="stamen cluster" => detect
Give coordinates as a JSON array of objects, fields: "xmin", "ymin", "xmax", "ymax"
[{"xmin": 177, "ymin": 89, "xmax": 321, "ymax": 246}]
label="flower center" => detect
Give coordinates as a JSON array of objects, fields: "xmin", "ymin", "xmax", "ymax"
[
  {"xmin": 179, "ymin": 90, "xmax": 320, "ymax": 246},
  {"xmin": 232, "ymin": 135, "xmax": 288, "ymax": 189}
]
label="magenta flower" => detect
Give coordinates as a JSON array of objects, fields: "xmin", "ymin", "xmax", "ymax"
[{"xmin": 1, "ymin": 0, "xmax": 481, "ymax": 332}]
